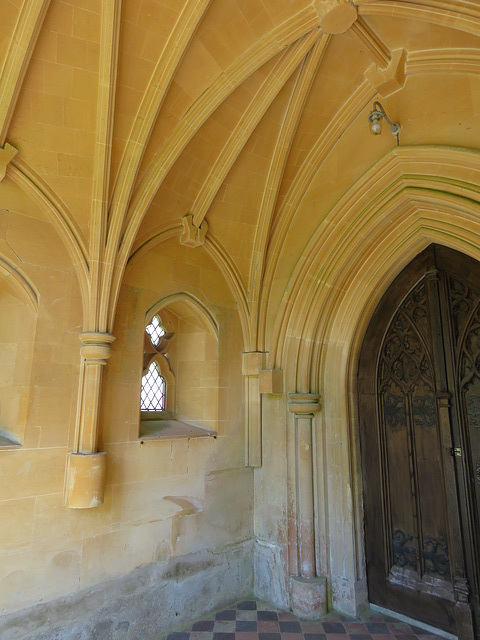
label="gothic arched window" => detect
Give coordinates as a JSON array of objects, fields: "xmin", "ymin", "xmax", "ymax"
[
  {"xmin": 140, "ymin": 361, "xmax": 166, "ymax": 411},
  {"xmin": 141, "ymin": 314, "xmax": 173, "ymax": 414}
]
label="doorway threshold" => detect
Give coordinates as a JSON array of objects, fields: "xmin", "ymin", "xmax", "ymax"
[{"xmin": 370, "ymin": 604, "xmax": 457, "ymax": 640}]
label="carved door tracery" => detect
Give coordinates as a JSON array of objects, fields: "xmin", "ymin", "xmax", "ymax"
[{"xmin": 359, "ymin": 245, "xmax": 480, "ymax": 639}]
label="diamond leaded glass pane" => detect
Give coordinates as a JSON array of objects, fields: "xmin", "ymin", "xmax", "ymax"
[
  {"xmin": 145, "ymin": 315, "xmax": 165, "ymax": 346},
  {"xmin": 141, "ymin": 362, "xmax": 166, "ymax": 411}
]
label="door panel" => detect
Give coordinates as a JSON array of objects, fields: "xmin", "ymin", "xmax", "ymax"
[{"xmin": 358, "ymin": 245, "xmax": 480, "ymax": 637}]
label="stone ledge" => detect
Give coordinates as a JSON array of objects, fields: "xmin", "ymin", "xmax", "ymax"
[{"xmin": 139, "ymin": 418, "xmax": 216, "ymax": 440}]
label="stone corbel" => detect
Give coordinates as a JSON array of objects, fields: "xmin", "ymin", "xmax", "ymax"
[
  {"xmin": 0, "ymin": 143, "xmax": 18, "ymax": 182},
  {"xmin": 365, "ymin": 48, "xmax": 407, "ymax": 97},
  {"xmin": 180, "ymin": 214, "xmax": 208, "ymax": 247},
  {"xmin": 242, "ymin": 351, "xmax": 266, "ymax": 467},
  {"xmin": 65, "ymin": 331, "xmax": 115, "ymax": 509},
  {"xmin": 288, "ymin": 393, "xmax": 327, "ymax": 619}
]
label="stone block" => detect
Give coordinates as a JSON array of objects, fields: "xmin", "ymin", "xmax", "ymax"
[
  {"xmin": 290, "ymin": 575, "xmax": 327, "ymax": 620},
  {"xmin": 65, "ymin": 451, "xmax": 107, "ymax": 509},
  {"xmin": 259, "ymin": 369, "xmax": 283, "ymax": 394}
]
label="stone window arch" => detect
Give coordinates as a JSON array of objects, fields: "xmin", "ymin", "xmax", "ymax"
[{"xmin": 139, "ymin": 294, "xmax": 219, "ymax": 439}]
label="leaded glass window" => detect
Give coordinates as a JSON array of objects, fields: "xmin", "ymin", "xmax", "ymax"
[
  {"xmin": 145, "ymin": 315, "xmax": 165, "ymax": 347},
  {"xmin": 141, "ymin": 361, "xmax": 166, "ymax": 411}
]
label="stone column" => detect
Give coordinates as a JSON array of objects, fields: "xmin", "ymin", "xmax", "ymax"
[
  {"xmin": 242, "ymin": 351, "xmax": 266, "ymax": 467},
  {"xmin": 64, "ymin": 331, "xmax": 115, "ymax": 509},
  {"xmin": 288, "ymin": 393, "xmax": 327, "ymax": 619}
]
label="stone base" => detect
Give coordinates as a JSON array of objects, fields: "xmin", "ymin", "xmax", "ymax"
[
  {"xmin": 254, "ymin": 539, "xmax": 289, "ymax": 609},
  {"xmin": 331, "ymin": 576, "xmax": 368, "ymax": 617},
  {"xmin": 290, "ymin": 576, "xmax": 327, "ymax": 619}
]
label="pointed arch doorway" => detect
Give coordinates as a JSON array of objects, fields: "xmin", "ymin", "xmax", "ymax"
[{"xmin": 358, "ymin": 244, "xmax": 480, "ymax": 638}]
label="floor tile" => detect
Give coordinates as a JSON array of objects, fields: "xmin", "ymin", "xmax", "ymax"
[
  {"xmin": 237, "ymin": 612, "xmax": 258, "ymax": 622},
  {"xmin": 214, "ymin": 621, "xmax": 237, "ymax": 632},
  {"xmin": 160, "ymin": 597, "xmax": 449, "ymax": 640},
  {"xmin": 236, "ymin": 633, "xmax": 258, "ymax": 640},
  {"xmin": 257, "ymin": 621, "xmax": 280, "ymax": 633},
  {"xmin": 257, "ymin": 611, "xmax": 279, "ymax": 621},
  {"xmin": 278, "ymin": 612, "xmax": 299, "ymax": 621},
  {"xmin": 278, "ymin": 621, "xmax": 302, "ymax": 633},
  {"xmin": 323, "ymin": 622, "xmax": 347, "ymax": 634},
  {"xmin": 365, "ymin": 623, "xmax": 389, "ymax": 634},
  {"xmin": 302, "ymin": 622, "xmax": 325, "ymax": 632},
  {"xmin": 213, "ymin": 634, "xmax": 236, "ymax": 640},
  {"xmin": 347, "ymin": 623, "xmax": 370, "ymax": 634},
  {"xmin": 193, "ymin": 621, "xmax": 215, "ymax": 632},
  {"xmin": 387, "ymin": 624, "xmax": 414, "ymax": 635},
  {"xmin": 216, "ymin": 611, "xmax": 237, "ymax": 621},
  {"xmin": 236, "ymin": 621, "xmax": 258, "ymax": 632},
  {"xmin": 191, "ymin": 633, "xmax": 214, "ymax": 640}
]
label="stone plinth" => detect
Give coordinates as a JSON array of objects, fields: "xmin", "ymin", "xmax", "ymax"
[{"xmin": 290, "ymin": 575, "xmax": 327, "ymax": 619}]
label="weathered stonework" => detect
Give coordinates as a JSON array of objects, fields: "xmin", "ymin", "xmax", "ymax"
[{"xmin": 0, "ymin": 544, "xmax": 253, "ymax": 640}]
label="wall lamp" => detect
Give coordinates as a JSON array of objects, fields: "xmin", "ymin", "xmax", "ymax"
[{"xmin": 368, "ymin": 101, "xmax": 400, "ymax": 145}]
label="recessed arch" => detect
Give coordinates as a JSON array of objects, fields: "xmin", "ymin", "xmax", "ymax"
[
  {"xmin": 269, "ymin": 145, "xmax": 480, "ymax": 375},
  {"xmin": 146, "ymin": 291, "xmax": 219, "ymax": 341},
  {"xmin": 271, "ymin": 145, "xmax": 480, "ymax": 613}
]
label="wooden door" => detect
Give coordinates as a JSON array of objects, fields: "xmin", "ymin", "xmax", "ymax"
[{"xmin": 358, "ymin": 245, "xmax": 480, "ymax": 638}]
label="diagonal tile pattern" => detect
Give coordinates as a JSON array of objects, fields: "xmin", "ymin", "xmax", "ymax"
[{"xmin": 162, "ymin": 600, "xmax": 444, "ymax": 640}]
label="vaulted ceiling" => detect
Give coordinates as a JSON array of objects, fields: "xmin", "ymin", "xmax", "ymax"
[{"xmin": 2, "ymin": 0, "xmax": 480, "ymax": 351}]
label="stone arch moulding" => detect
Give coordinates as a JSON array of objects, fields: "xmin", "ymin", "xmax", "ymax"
[
  {"xmin": 8, "ymin": 160, "xmax": 89, "ymax": 312},
  {"xmin": 0, "ymin": 253, "xmax": 39, "ymax": 446},
  {"xmin": 0, "ymin": 254, "xmax": 39, "ymax": 312},
  {"xmin": 271, "ymin": 145, "xmax": 480, "ymax": 616},
  {"xmin": 145, "ymin": 291, "xmax": 219, "ymax": 341}
]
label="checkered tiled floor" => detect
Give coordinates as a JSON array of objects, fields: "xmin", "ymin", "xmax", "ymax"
[{"xmin": 162, "ymin": 599, "xmax": 445, "ymax": 640}]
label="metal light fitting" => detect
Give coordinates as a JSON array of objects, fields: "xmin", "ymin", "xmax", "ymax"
[{"xmin": 368, "ymin": 101, "xmax": 400, "ymax": 145}]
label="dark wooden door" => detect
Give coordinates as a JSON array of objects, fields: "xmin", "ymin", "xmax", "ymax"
[{"xmin": 358, "ymin": 245, "xmax": 480, "ymax": 638}]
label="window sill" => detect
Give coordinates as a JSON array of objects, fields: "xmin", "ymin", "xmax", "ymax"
[
  {"xmin": 139, "ymin": 418, "xmax": 216, "ymax": 441},
  {"xmin": 0, "ymin": 432, "xmax": 21, "ymax": 449}
]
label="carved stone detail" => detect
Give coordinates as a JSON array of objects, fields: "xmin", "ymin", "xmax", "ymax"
[
  {"xmin": 315, "ymin": 0, "xmax": 357, "ymax": 35},
  {"xmin": 365, "ymin": 48, "xmax": 407, "ymax": 97},
  {"xmin": 288, "ymin": 393, "xmax": 321, "ymax": 415},
  {"xmin": 0, "ymin": 142, "xmax": 18, "ymax": 182},
  {"xmin": 180, "ymin": 213, "xmax": 208, "ymax": 247}
]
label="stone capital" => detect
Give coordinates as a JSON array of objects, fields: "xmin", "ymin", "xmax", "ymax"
[
  {"xmin": 288, "ymin": 393, "xmax": 321, "ymax": 415},
  {"xmin": 242, "ymin": 351, "xmax": 267, "ymax": 376},
  {"xmin": 80, "ymin": 331, "xmax": 115, "ymax": 363}
]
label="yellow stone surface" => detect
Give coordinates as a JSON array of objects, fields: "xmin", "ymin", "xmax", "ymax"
[{"xmin": 2, "ymin": 0, "xmax": 480, "ymax": 632}]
